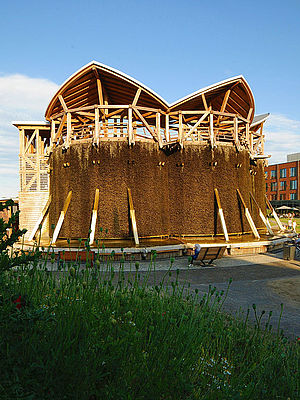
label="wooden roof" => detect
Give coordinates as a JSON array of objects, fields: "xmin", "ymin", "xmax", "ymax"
[
  {"xmin": 169, "ymin": 76, "xmax": 255, "ymax": 121},
  {"xmin": 45, "ymin": 62, "xmax": 256, "ymax": 122},
  {"xmin": 45, "ymin": 62, "xmax": 169, "ymax": 119}
]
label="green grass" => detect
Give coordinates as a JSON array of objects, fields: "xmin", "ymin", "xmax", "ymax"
[
  {"xmin": 269, "ymin": 217, "xmax": 300, "ymax": 233},
  {"xmin": 0, "ymin": 253, "xmax": 299, "ymax": 400}
]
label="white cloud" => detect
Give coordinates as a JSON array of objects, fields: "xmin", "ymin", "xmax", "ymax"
[
  {"xmin": 0, "ymin": 74, "xmax": 58, "ymax": 198},
  {"xmin": 264, "ymin": 114, "xmax": 300, "ymax": 165}
]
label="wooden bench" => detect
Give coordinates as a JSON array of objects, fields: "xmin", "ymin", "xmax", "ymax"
[
  {"xmin": 193, "ymin": 246, "xmax": 226, "ymax": 266},
  {"xmin": 58, "ymin": 251, "xmax": 96, "ymax": 265}
]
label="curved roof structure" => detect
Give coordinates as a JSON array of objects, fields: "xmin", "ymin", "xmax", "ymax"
[
  {"xmin": 45, "ymin": 61, "xmax": 256, "ymax": 122},
  {"xmin": 169, "ymin": 76, "xmax": 255, "ymax": 121},
  {"xmin": 45, "ymin": 61, "xmax": 169, "ymax": 120}
]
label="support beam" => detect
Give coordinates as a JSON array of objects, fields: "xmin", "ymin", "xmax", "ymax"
[
  {"xmin": 128, "ymin": 107, "xmax": 133, "ymax": 145},
  {"xmin": 65, "ymin": 112, "xmax": 72, "ymax": 148},
  {"xmin": 233, "ymin": 117, "xmax": 241, "ymax": 151},
  {"xmin": 214, "ymin": 188, "xmax": 229, "ymax": 241},
  {"xmin": 216, "ymin": 90, "xmax": 231, "ymax": 126},
  {"xmin": 178, "ymin": 111, "xmax": 183, "ymax": 146},
  {"xmin": 209, "ymin": 112, "xmax": 214, "ymax": 147},
  {"xmin": 165, "ymin": 114, "xmax": 170, "ymax": 142},
  {"xmin": 128, "ymin": 188, "xmax": 139, "ymax": 246},
  {"xmin": 237, "ymin": 189, "xmax": 260, "ymax": 239},
  {"xmin": 28, "ymin": 196, "xmax": 52, "ymax": 241},
  {"xmin": 89, "ymin": 188, "xmax": 100, "ymax": 245},
  {"xmin": 51, "ymin": 120, "xmax": 56, "ymax": 144},
  {"xmin": 250, "ymin": 192, "xmax": 274, "ymax": 235},
  {"xmin": 133, "ymin": 108, "xmax": 158, "ymax": 142},
  {"xmin": 53, "ymin": 114, "xmax": 67, "ymax": 144},
  {"xmin": 265, "ymin": 195, "xmax": 284, "ymax": 231},
  {"xmin": 94, "ymin": 107, "xmax": 100, "ymax": 145},
  {"xmin": 92, "ymin": 67, "xmax": 104, "ymax": 106},
  {"xmin": 156, "ymin": 112, "xmax": 162, "ymax": 147},
  {"xmin": 24, "ymin": 129, "xmax": 37, "ymax": 154},
  {"xmin": 132, "ymin": 88, "xmax": 142, "ymax": 106},
  {"xmin": 201, "ymin": 93, "xmax": 208, "ymax": 111},
  {"xmin": 52, "ymin": 191, "xmax": 72, "ymax": 244},
  {"xmin": 58, "ymin": 95, "xmax": 68, "ymax": 112},
  {"xmin": 186, "ymin": 112, "xmax": 209, "ymax": 138}
]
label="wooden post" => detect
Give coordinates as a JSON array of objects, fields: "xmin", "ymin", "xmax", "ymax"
[
  {"xmin": 265, "ymin": 195, "xmax": 284, "ymax": 231},
  {"xmin": 165, "ymin": 114, "xmax": 170, "ymax": 142},
  {"xmin": 36, "ymin": 129, "xmax": 40, "ymax": 191},
  {"xmin": 250, "ymin": 131, "xmax": 253, "ymax": 153},
  {"xmin": 250, "ymin": 192, "xmax": 274, "ymax": 235},
  {"xmin": 89, "ymin": 188, "xmax": 99, "ymax": 245},
  {"xmin": 94, "ymin": 107, "xmax": 100, "ymax": 145},
  {"xmin": 51, "ymin": 120, "xmax": 56, "ymax": 144},
  {"xmin": 214, "ymin": 188, "xmax": 229, "ymax": 241},
  {"xmin": 28, "ymin": 196, "xmax": 52, "ymax": 241},
  {"xmin": 52, "ymin": 191, "xmax": 72, "ymax": 244},
  {"xmin": 246, "ymin": 122, "xmax": 250, "ymax": 147},
  {"xmin": 66, "ymin": 112, "xmax": 72, "ymax": 148},
  {"xmin": 128, "ymin": 188, "xmax": 139, "ymax": 246},
  {"xmin": 234, "ymin": 116, "xmax": 240, "ymax": 150},
  {"xmin": 209, "ymin": 112, "xmax": 214, "ymax": 147},
  {"xmin": 178, "ymin": 112, "xmax": 183, "ymax": 146},
  {"xmin": 237, "ymin": 189, "xmax": 260, "ymax": 239},
  {"xmin": 156, "ymin": 112, "xmax": 162, "ymax": 147},
  {"xmin": 128, "ymin": 107, "xmax": 133, "ymax": 145}
]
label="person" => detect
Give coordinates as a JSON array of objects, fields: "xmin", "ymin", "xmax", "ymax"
[
  {"xmin": 288, "ymin": 218, "xmax": 293, "ymax": 231},
  {"xmin": 293, "ymin": 219, "xmax": 297, "ymax": 233},
  {"xmin": 189, "ymin": 243, "xmax": 201, "ymax": 266}
]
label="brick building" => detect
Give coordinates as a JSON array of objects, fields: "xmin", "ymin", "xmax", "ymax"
[{"xmin": 265, "ymin": 153, "xmax": 300, "ymax": 207}]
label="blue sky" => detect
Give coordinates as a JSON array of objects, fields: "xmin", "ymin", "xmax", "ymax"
[{"xmin": 1, "ymin": 0, "xmax": 300, "ymax": 197}]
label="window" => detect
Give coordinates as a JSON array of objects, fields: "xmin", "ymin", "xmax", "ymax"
[
  {"xmin": 290, "ymin": 193, "xmax": 297, "ymax": 200},
  {"xmin": 280, "ymin": 181, "xmax": 286, "ymax": 190},
  {"xmin": 290, "ymin": 180, "xmax": 297, "ymax": 190},
  {"xmin": 290, "ymin": 167, "xmax": 297, "ymax": 177},
  {"xmin": 271, "ymin": 182, "xmax": 277, "ymax": 191},
  {"xmin": 265, "ymin": 183, "xmax": 268, "ymax": 191},
  {"xmin": 271, "ymin": 194, "xmax": 277, "ymax": 200},
  {"xmin": 265, "ymin": 171, "xmax": 268, "ymax": 179},
  {"xmin": 270, "ymin": 170, "xmax": 277, "ymax": 178},
  {"xmin": 280, "ymin": 168, "xmax": 286, "ymax": 178},
  {"xmin": 280, "ymin": 194, "xmax": 286, "ymax": 200}
]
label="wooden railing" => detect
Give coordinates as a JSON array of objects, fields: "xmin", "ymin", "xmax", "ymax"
[{"xmin": 49, "ymin": 105, "xmax": 265, "ymax": 157}]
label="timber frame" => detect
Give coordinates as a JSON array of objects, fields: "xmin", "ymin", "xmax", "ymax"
[
  {"xmin": 12, "ymin": 62, "xmax": 269, "ymax": 242},
  {"xmin": 42, "ymin": 61, "xmax": 268, "ymax": 158}
]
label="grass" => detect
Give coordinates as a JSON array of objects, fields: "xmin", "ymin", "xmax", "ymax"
[
  {"xmin": 0, "ymin": 250, "xmax": 300, "ymax": 399},
  {"xmin": 269, "ymin": 217, "xmax": 300, "ymax": 233}
]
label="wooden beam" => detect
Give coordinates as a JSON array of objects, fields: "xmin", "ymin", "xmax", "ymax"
[
  {"xmin": 247, "ymin": 107, "xmax": 253, "ymax": 121},
  {"xmin": 58, "ymin": 95, "xmax": 68, "ymax": 112},
  {"xmin": 185, "ymin": 111, "xmax": 209, "ymax": 138},
  {"xmin": 24, "ymin": 129, "xmax": 37, "ymax": 154},
  {"xmin": 133, "ymin": 108, "xmax": 158, "ymax": 142},
  {"xmin": 65, "ymin": 112, "xmax": 72, "ymax": 148},
  {"xmin": 214, "ymin": 188, "xmax": 229, "ymax": 241},
  {"xmin": 165, "ymin": 114, "xmax": 170, "ymax": 142},
  {"xmin": 156, "ymin": 112, "xmax": 162, "ymax": 147},
  {"xmin": 233, "ymin": 117, "xmax": 241, "ymax": 151},
  {"xmin": 28, "ymin": 196, "xmax": 52, "ymax": 241},
  {"xmin": 209, "ymin": 113, "xmax": 214, "ymax": 147},
  {"xmin": 53, "ymin": 114, "xmax": 67, "ymax": 144},
  {"xmin": 202, "ymin": 93, "xmax": 208, "ymax": 111},
  {"xmin": 92, "ymin": 67, "xmax": 104, "ymax": 106},
  {"xmin": 94, "ymin": 107, "xmax": 100, "ymax": 145},
  {"xmin": 128, "ymin": 188, "xmax": 139, "ymax": 246},
  {"xmin": 128, "ymin": 107, "xmax": 133, "ymax": 145},
  {"xmin": 52, "ymin": 191, "xmax": 72, "ymax": 244},
  {"xmin": 250, "ymin": 192, "xmax": 273, "ymax": 235},
  {"xmin": 216, "ymin": 90, "xmax": 231, "ymax": 126},
  {"xmin": 89, "ymin": 188, "xmax": 100, "ymax": 245},
  {"xmin": 132, "ymin": 88, "xmax": 142, "ymax": 106},
  {"xmin": 179, "ymin": 111, "xmax": 183, "ymax": 146},
  {"xmin": 265, "ymin": 195, "xmax": 284, "ymax": 231},
  {"xmin": 237, "ymin": 189, "xmax": 260, "ymax": 239}
]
